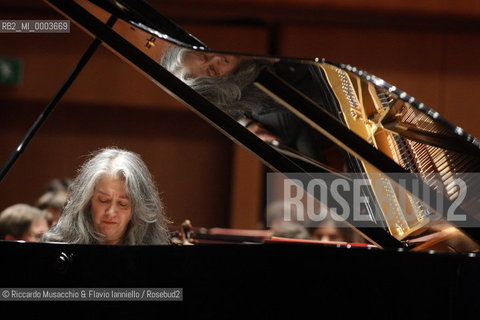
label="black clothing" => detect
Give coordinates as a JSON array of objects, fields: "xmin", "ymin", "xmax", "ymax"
[{"xmin": 249, "ymin": 61, "xmax": 340, "ymax": 162}]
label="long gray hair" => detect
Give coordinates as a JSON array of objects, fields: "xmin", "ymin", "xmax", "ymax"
[
  {"xmin": 42, "ymin": 148, "xmax": 170, "ymax": 245},
  {"xmin": 160, "ymin": 46, "xmax": 277, "ymax": 119}
]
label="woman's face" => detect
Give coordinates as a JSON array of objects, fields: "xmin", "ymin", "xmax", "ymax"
[
  {"xmin": 182, "ymin": 51, "xmax": 243, "ymax": 78},
  {"xmin": 91, "ymin": 174, "xmax": 132, "ymax": 245}
]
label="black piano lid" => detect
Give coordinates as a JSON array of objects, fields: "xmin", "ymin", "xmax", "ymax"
[
  {"xmin": 44, "ymin": 0, "xmax": 480, "ymax": 160},
  {"xmin": 74, "ymin": 0, "xmax": 480, "ymax": 154},
  {"xmin": 85, "ymin": 0, "xmax": 207, "ymax": 48},
  {"xmin": 34, "ymin": 0, "xmax": 480, "ymax": 249}
]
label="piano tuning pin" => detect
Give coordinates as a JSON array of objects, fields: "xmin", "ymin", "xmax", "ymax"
[{"xmin": 395, "ymin": 224, "xmax": 404, "ymax": 236}]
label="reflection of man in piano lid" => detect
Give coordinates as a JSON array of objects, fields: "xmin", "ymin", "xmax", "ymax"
[
  {"xmin": 182, "ymin": 51, "xmax": 246, "ymax": 78},
  {"xmin": 42, "ymin": 148, "xmax": 170, "ymax": 245},
  {"xmin": 160, "ymin": 46, "xmax": 335, "ymax": 164},
  {"xmin": 161, "ymin": 46, "xmax": 247, "ymax": 79}
]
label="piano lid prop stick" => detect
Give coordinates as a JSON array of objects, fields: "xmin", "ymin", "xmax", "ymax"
[{"xmin": 0, "ymin": 16, "xmax": 117, "ymax": 184}]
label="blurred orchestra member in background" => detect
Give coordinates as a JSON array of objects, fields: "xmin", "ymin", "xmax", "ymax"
[
  {"xmin": 266, "ymin": 200, "xmax": 363, "ymax": 243},
  {"xmin": 271, "ymin": 221, "xmax": 311, "ymax": 240},
  {"xmin": 310, "ymin": 217, "xmax": 363, "ymax": 243},
  {"xmin": 43, "ymin": 177, "xmax": 72, "ymax": 193},
  {"xmin": 42, "ymin": 147, "xmax": 170, "ymax": 245},
  {"xmin": 36, "ymin": 178, "xmax": 71, "ymax": 227},
  {"xmin": 0, "ymin": 204, "xmax": 49, "ymax": 242},
  {"xmin": 266, "ymin": 200, "xmax": 310, "ymax": 240}
]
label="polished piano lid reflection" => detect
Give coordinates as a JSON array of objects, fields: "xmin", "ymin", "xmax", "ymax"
[{"xmin": 44, "ymin": 0, "xmax": 480, "ymax": 252}]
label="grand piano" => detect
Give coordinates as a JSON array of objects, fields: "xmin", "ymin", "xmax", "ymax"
[{"xmin": 1, "ymin": 0, "xmax": 480, "ymax": 317}]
